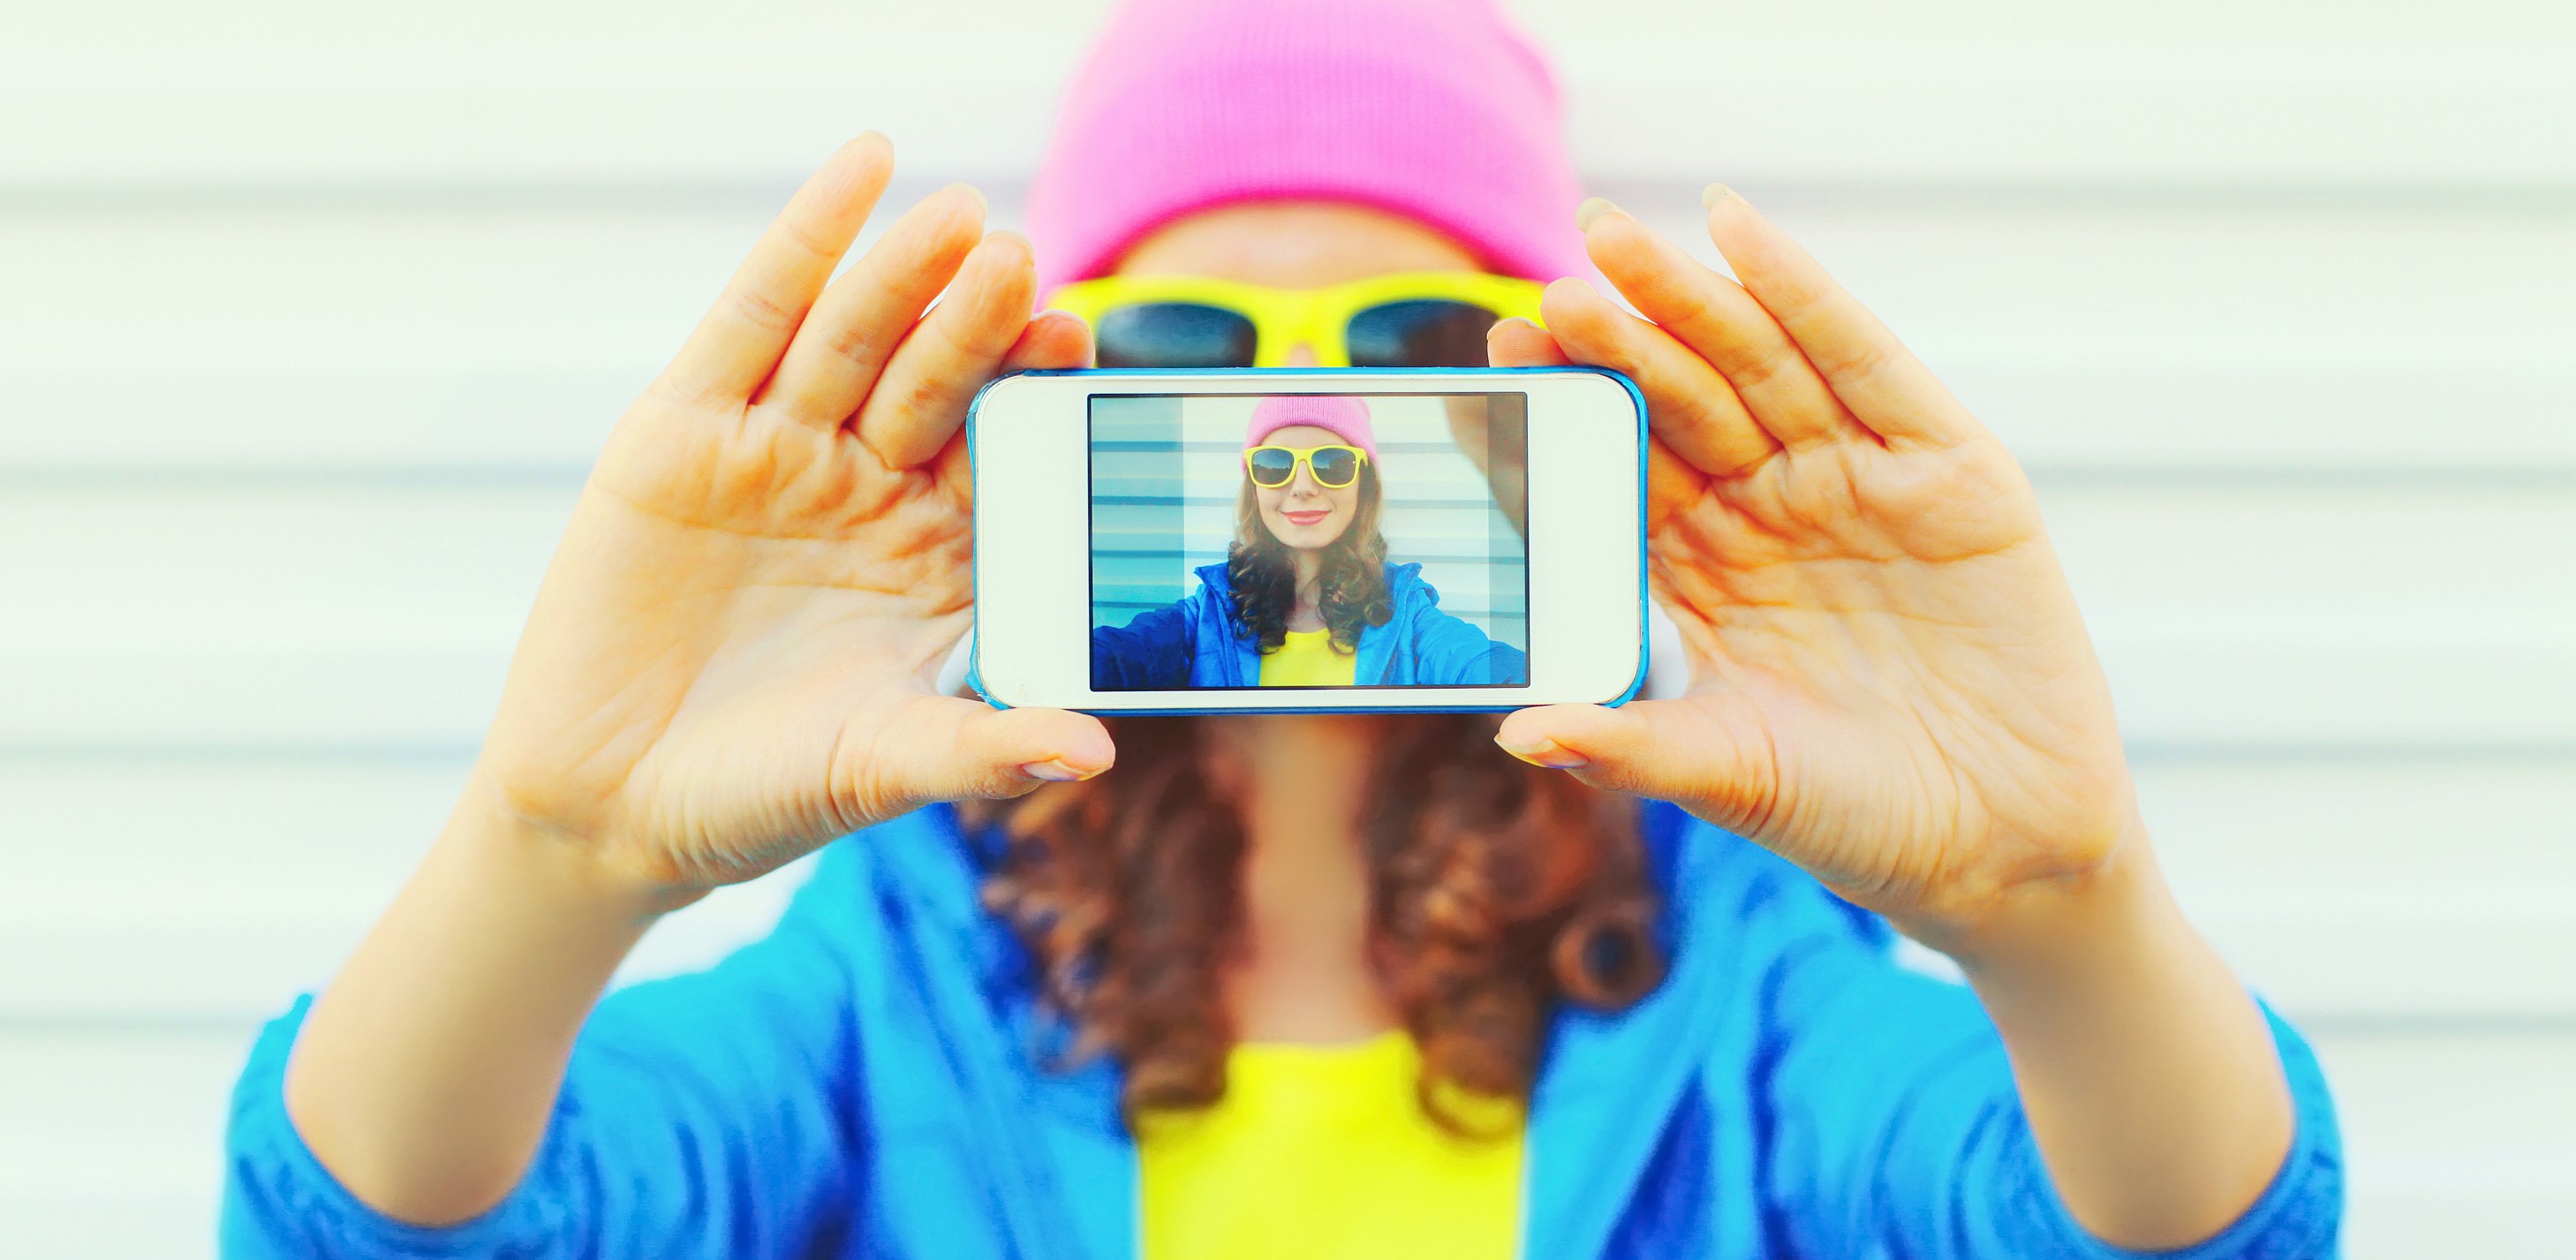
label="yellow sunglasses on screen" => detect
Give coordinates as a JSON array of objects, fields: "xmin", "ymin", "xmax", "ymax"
[
  {"xmin": 1244, "ymin": 443, "xmax": 1371, "ymax": 489},
  {"xmin": 1046, "ymin": 271, "xmax": 1546, "ymax": 368}
]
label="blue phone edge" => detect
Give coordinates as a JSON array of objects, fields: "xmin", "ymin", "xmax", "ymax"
[{"xmin": 962, "ymin": 366, "xmax": 1652, "ymax": 716}]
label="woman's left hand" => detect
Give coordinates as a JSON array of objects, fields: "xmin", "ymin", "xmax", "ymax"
[{"xmin": 1488, "ymin": 189, "xmax": 2139, "ymax": 954}]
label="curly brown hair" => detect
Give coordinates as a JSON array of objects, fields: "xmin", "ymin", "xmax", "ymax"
[
  {"xmin": 965, "ymin": 713, "xmax": 1664, "ymax": 1135},
  {"xmin": 1228, "ymin": 464, "xmax": 1392, "ymax": 655}
]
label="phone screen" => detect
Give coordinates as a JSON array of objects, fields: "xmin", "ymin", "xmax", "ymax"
[{"xmin": 1088, "ymin": 392, "xmax": 1531, "ymax": 692}]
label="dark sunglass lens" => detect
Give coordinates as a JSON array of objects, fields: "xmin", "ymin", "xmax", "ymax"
[
  {"xmin": 1347, "ymin": 299, "xmax": 1500, "ymax": 367},
  {"xmin": 1309, "ymin": 448, "xmax": 1359, "ymax": 485},
  {"xmin": 1093, "ymin": 303, "xmax": 1258, "ymax": 368},
  {"xmin": 1247, "ymin": 448, "xmax": 1297, "ymax": 486}
]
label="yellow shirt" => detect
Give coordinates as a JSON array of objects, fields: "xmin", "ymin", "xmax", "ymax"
[
  {"xmin": 1258, "ymin": 628, "xmax": 1360, "ymax": 687},
  {"xmin": 1137, "ymin": 1032, "xmax": 1523, "ymax": 1260}
]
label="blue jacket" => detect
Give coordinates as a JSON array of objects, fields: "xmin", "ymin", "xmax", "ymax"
[
  {"xmin": 223, "ymin": 802, "xmax": 2342, "ymax": 1258},
  {"xmin": 1091, "ymin": 561, "xmax": 1528, "ymax": 689}
]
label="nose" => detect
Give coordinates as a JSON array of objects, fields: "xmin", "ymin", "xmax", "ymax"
[{"xmin": 1285, "ymin": 343, "xmax": 1320, "ymax": 368}]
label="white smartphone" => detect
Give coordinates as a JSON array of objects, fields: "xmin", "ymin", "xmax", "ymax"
[{"xmin": 967, "ymin": 368, "xmax": 1646, "ymax": 713}]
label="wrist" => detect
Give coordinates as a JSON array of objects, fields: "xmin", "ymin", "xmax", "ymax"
[
  {"xmin": 447, "ymin": 771, "xmax": 709, "ymax": 924},
  {"xmin": 1932, "ymin": 807, "xmax": 2175, "ymax": 983},
  {"xmin": 287, "ymin": 768, "xmax": 691, "ymax": 1225},
  {"xmin": 1931, "ymin": 808, "xmax": 2295, "ymax": 1249}
]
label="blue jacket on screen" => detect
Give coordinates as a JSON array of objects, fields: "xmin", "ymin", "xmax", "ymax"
[
  {"xmin": 222, "ymin": 802, "xmax": 2344, "ymax": 1259},
  {"xmin": 1091, "ymin": 560, "xmax": 1527, "ymax": 689}
]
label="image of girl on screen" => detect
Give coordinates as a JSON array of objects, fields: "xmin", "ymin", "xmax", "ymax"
[{"xmin": 1089, "ymin": 396, "xmax": 1529, "ymax": 690}]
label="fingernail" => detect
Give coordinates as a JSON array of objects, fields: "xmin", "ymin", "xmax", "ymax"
[
  {"xmin": 950, "ymin": 183, "xmax": 989, "ymax": 213},
  {"xmin": 1575, "ymin": 197, "xmax": 1627, "ymax": 231},
  {"xmin": 1494, "ymin": 737, "xmax": 1590, "ymax": 771},
  {"xmin": 1701, "ymin": 182, "xmax": 1737, "ymax": 209},
  {"xmin": 1019, "ymin": 759, "xmax": 1092, "ymax": 782},
  {"xmin": 979, "ymin": 229, "xmax": 1032, "ymax": 264}
]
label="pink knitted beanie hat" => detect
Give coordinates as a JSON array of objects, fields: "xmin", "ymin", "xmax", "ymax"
[
  {"xmin": 1245, "ymin": 395, "xmax": 1378, "ymax": 461},
  {"xmin": 1025, "ymin": 0, "xmax": 1587, "ymax": 293}
]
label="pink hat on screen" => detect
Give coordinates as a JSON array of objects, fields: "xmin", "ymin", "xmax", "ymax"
[
  {"xmin": 1024, "ymin": 0, "xmax": 1588, "ymax": 292},
  {"xmin": 1245, "ymin": 396, "xmax": 1377, "ymax": 462}
]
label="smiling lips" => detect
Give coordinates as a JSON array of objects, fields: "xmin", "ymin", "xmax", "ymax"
[{"xmin": 1282, "ymin": 509, "xmax": 1332, "ymax": 527}]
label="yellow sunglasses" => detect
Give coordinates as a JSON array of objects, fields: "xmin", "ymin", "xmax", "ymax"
[
  {"xmin": 1046, "ymin": 271, "xmax": 1545, "ymax": 368},
  {"xmin": 1244, "ymin": 443, "xmax": 1371, "ymax": 489}
]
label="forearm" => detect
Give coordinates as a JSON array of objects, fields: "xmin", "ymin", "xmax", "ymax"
[
  {"xmin": 1950, "ymin": 811, "xmax": 2295, "ymax": 1250},
  {"xmin": 283, "ymin": 773, "xmax": 695, "ymax": 1226}
]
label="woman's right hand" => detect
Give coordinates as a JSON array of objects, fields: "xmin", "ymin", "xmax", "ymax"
[{"xmin": 474, "ymin": 135, "xmax": 1114, "ymax": 899}]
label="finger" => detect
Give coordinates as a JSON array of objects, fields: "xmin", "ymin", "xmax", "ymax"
[
  {"xmin": 1486, "ymin": 316, "xmax": 1573, "ymax": 367},
  {"xmin": 855, "ymin": 230, "xmax": 1039, "ymax": 470},
  {"xmin": 1644, "ymin": 436, "xmax": 1706, "ymax": 532},
  {"xmin": 1581, "ymin": 200, "xmax": 1856, "ymax": 454},
  {"xmin": 758, "ymin": 184, "xmax": 989, "ymax": 430},
  {"xmin": 1539, "ymin": 277, "xmax": 1778, "ymax": 479},
  {"xmin": 1492, "ymin": 313, "xmax": 1711, "ymax": 526},
  {"xmin": 1493, "ymin": 698, "xmax": 1773, "ymax": 832},
  {"xmin": 932, "ymin": 309, "xmax": 1095, "ymax": 508},
  {"xmin": 661, "ymin": 134, "xmax": 895, "ymax": 406},
  {"xmin": 857, "ymin": 697, "xmax": 1117, "ymax": 812},
  {"xmin": 1702, "ymin": 185, "xmax": 1982, "ymax": 449},
  {"xmin": 1004, "ymin": 308, "xmax": 1096, "ymax": 373}
]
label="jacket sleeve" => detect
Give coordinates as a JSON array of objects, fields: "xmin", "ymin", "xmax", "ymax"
[
  {"xmin": 1090, "ymin": 594, "xmax": 1201, "ymax": 690},
  {"xmin": 221, "ymin": 852, "xmax": 865, "ymax": 1259},
  {"xmin": 1750, "ymin": 878, "xmax": 2344, "ymax": 1259},
  {"xmin": 1407, "ymin": 608, "xmax": 1529, "ymax": 686}
]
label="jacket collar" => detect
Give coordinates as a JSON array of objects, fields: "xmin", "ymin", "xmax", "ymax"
[
  {"xmin": 1191, "ymin": 560, "xmax": 1428, "ymax": 687},
  {"xmin": 1523, "ymin": 803, "xmax": 1719, "ymax": 1257}
]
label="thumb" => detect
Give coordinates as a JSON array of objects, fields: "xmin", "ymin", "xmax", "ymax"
[
  {"xmin": 1486, "ymin": 316, "xmax": 1572, "ymax": 368},
  {"xmin": 861, "ymin": 696, "xmax": 1117, "ymax": 811},
  {"xmin": 1493, "ymin": 698, "xmax": 1772, "ymax": 826}
]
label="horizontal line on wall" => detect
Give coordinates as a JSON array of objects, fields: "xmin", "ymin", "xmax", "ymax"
[
  {"xmin": 2122, "ymin": 742, "xmax": 2576, "ymax": 766},
  {"xmin": 1093, "ymin": 494, "xmax": 1511, "ymax": 509},
  {"xmin": 2270, "ymin": 1010, "xmax": 2576, "ymax": 1038},
  {"xmin": 1090, "ymin": 550, "xmax": 1526, "ymax": 563},
  {"xmin": 0, "ymin": 465, "xmax": 593, "ymax": 494},
  {"xmin": 0, "ymin": 1011, "xmax": 269, "ymax": 1038},
  {"xmin": 7, "ymin": 177, "xmax": 2576, "ymax": 218},
  {"xmin": 9, "ymin": 464, "xmax": 2576, "ymax": 495},
  {"xmin": 1588, "ymin": 178, "xmax": 2576, "ymax": 220},
  {"xmin": 1095, "ymin": 609, "xmax": 1527, "ymax": 622},
  {"xmin": 0, "ymin": 743, "xmax": 481, "ymax": 766},
  {"xmin": 2, "ymin": 741, "xmax": 2568, "ymax": 769},
  {"xmin": 0, "ymin": 177, "xmax": 829, "ymax": 217},
  {"xmin": 4, "ymin": 1000, "xmax": 2573, "ymax": 1045},
  {"xmin": 2024, "ymin": 466, "xmax": 2576, "ymax": 493},
  {"xmin": 1093, "ymin": 442, "xmax": 1492, "ymax": 454}
]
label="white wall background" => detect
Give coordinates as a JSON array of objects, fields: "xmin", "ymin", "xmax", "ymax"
[{"xmin": 3, "ymin": 1, "xmax": 2572, "ymax": 1256}]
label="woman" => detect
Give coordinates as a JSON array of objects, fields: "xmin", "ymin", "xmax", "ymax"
[
  {"xmin": 1090, "ymin": 394, "xmax": 1530, "ymax": 690},
  {"xmin": 224, "ymin": 1, "xmax": 2340, "ymax": 1257}
]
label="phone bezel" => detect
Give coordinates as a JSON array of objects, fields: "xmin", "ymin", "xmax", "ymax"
[{"xmin": 966, "ymin": 367, "xmax": 1647, "ymax": 714}]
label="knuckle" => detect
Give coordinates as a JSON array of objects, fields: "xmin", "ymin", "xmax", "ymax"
[
  {"xmin": 932, "ymin": 290, "xmax": 1022, "ymax": 358},
  {"xmin": 722, "ymin": 283, "xmax": 802, "ymax": 335},
  {"xmin": 886, "ymin": 372, "xmax": 969, "ymax": 430},
  {"xmin": 825, "ymin": 318, "xmax": 897, "ymax": 369},
  {"xmin": 774, "ymin": 212, "xmax": 844, "ymax": 263},
  {"xmin": 1718, "ymin": 342, "xmax": 1793, "ymax": 396},
  {"xmin": 1817, "ymin": 336, "xmax": 1893, "ymax": 387},
  {"xmin": 1650, "ymin": 273, "xmax": 1728, "ymax": 338},
  {"xmin": 645, "ymin": 370, "xmax": 734, "ymax": 412}
]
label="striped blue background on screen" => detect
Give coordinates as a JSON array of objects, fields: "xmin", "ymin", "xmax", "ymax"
[{"xmin": 1088, "ymin": 394, "xmax": 1528, "ymax": 651}]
